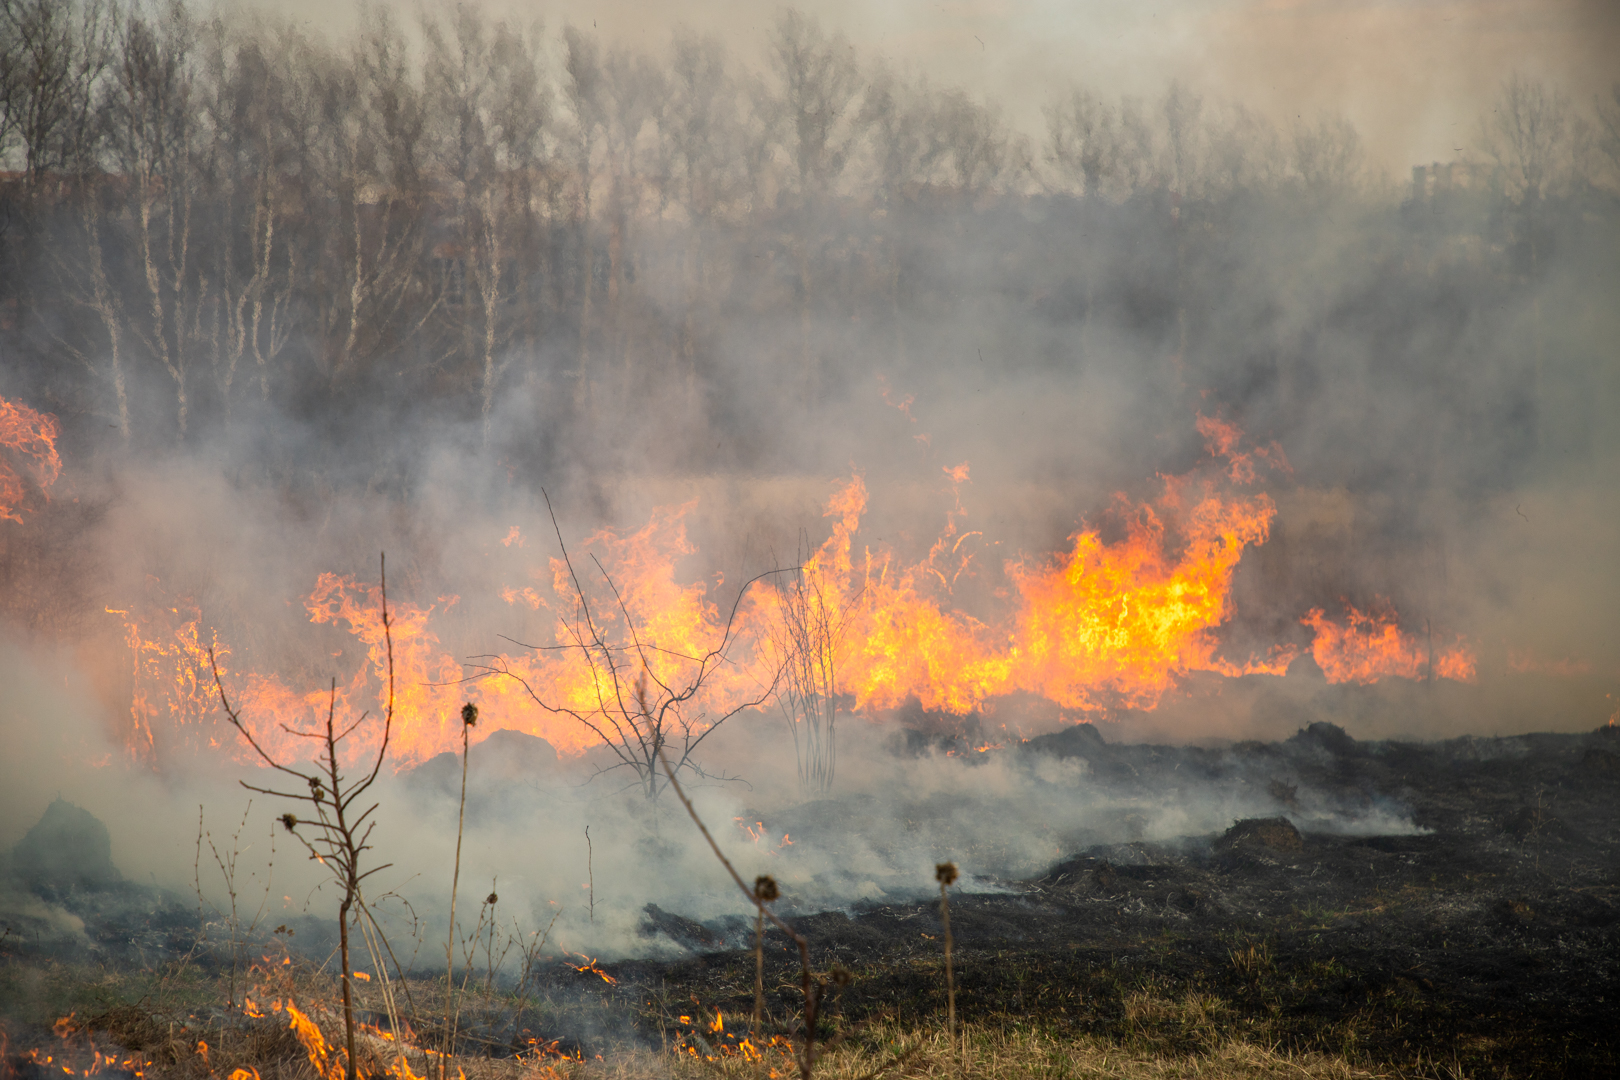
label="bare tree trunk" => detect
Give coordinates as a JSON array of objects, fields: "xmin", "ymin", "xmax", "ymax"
[
  {"xmin": 342, "ymin": 196, "xmax": 365, "ymax": 378},
  {"xmin": 577, "ymin": 211, "xmax": 593, "ymax": 412},
  {"xmin": 83, "ymin": 213, "xmax": 131, "ymax": 441},
  {"xmin": 478, "ymin": 191, "xmax": 503, "ymax": 446}
]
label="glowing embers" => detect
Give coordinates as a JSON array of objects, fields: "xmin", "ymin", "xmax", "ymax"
[
  {"xmin": 1301, "ymin": 601, "xmax": 1476, "ymax": 684},
  {"xmin": 670, "ymin": 1008, "xmax": 794, "ymax": 1068},
  {"xmin": 3, "ymin": 1013, "xmax": 153, "ymax": 1078},
  {"xmin": 0, "ymin": 395, "xmax": 61, "ymax": 523}
]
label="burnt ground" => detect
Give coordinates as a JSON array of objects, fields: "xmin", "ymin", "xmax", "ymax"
[
  {"xmin": 609, "ymin": 722, "xmax": 1620, "ymax": 1079},
  {"xmin": 2, "ymin": 721, "xmax": 1617, "ymax": 1079}
]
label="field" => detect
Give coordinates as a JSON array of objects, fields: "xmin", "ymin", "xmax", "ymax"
[{"xmin": 3, "ymin": 721, "xmax": 1616, "ymax": 1080}]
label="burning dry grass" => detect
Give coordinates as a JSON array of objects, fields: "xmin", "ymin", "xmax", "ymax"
[{"xmin": 1, "ymin": 952, "xmax": 1467, "ymax": 1080}]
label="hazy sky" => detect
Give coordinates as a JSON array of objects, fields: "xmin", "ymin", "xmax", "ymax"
[{"xmin": 233, "ymin": 0, "xmax": 1618, "ymax": 179}]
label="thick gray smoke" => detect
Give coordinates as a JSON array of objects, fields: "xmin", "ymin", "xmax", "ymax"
[{"xmin": 0, "ymin": 0, "xmax": 1616, "ymax": 959}]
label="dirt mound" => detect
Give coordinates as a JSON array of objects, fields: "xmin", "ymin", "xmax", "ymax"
[
  {"xmin": 1215, "ymin": 817, "xmax": 1303, "ymax": 854},
  {"xmin": 6, "ymin": 799, "xmax": 122, "ymax": 892}
]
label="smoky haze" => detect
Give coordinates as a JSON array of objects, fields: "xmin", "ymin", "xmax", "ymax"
[{"xmin": 0, "ymin": 0, "xmax": 1617, "ymax": 957}]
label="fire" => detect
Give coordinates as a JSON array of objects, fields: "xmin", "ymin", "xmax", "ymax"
[
  {"xmin": 101, "ymin": 416, "xmax": 1481, "ymax": 767},
  {"xmin": 782, "ymin": 417, "xmax": 1296, "ymax": 716},
  {"xmin": 4, "ymin": 1014, "xmax": 153, "ymax": 1078},
  {"xmin": 561, "ymin": 951, "xmax": 618, "ymax": 984},
  {"xmin": 105, "ymin": 584, "xmax": 232, "ymax": 764},
  {"xmin": 669, "ymin": 1005, "xmax": 793, "ymax": 1065},
  {"xmin": 289, "ymin": 1003, "xmax": 427, "ymax": 1080},
  {"xmin": 287, "ymin": 1003, "xmax": 339, "ymax": 1080},
  {"xmin": 1006, "ymin": 477, "xmax": 1296, "ymax": 711},
  {"xmin": 1301, "ymin": 601, "xmax": 1476, "ymax": 684},
  {"xmin": 0, "ymin": 395, "xmax": 61, "ymax": 523}
]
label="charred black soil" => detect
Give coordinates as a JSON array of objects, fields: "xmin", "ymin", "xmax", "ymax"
[
  {"xmin": 610, "ymin": 722, "xmax": 1620, "ymax": 1079},
  {"xmin": 3, "ymin": 722, "xmax": 1616, "ymax": 1079}
]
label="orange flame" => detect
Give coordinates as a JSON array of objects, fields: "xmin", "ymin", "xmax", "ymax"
[
  {"xmin": 780, "ymin": 421, "xmax": 1297, "ymax": 716},
  {"xmin": 109, "ymin": 417, "xmax": 1479, "ymax": 766},
  {"xmin": 8, "ymin": 1013, "xmax": 153, "ymax": 1078},
  {"xmin": 1301, "ymin": 602, "xmax": 1476, "ymax": 684},
  {"xmin": 562, "ymin": 951, "xmax": 618, "ymax": 984},
  {"xmin": 105, "ymin": 583, "xmax": 232, "ymax": 764},
  {"xmin": 287, "ymin": 1003, "xmax": 342, "ymax": 1080},
  {"xmin": 0, "ymin": 395, "xmax": 61, "ymax": 523}
]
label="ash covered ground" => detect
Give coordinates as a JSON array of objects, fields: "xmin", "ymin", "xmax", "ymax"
[{"xmin": 4, "ymin": 718, "xmax": 1616, "ymax": 1079}]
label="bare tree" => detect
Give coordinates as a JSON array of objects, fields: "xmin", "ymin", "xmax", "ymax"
[
  {"xmin": 1046, "ymin": 88, "xmax": 1156, "ymax": 200},
  {"xmin": 1292, "ymin": 112, "xmax": 1364, "ymax": 198},
  {"xmin": 665, "ymin": 31, "xmax": 739, "ymax": 221},
  {"xmin": 598, "ymin": 43, "xmax": 664, "ymax": 382},
  {"xmin": 858, "ymin": 60, "xmax": 940, "ymax": 203},
  {"xmin": 211, "ymin": 557, "xmax": 396, "ymax": 1080},
  {"xmin": 562, "ymin": 25, "xmax": 605, "ymax": 407},
  {"xmin": 421, "ymin": 4, "xmax": 547, "ymax": 441},
  {"xmin": 768, "ymin": 8, "xmax": 861, "ymax": 203},
  {"xmin": 932, "ymin": 87, "xmax": 1028, "ymax": 198},
  {"xmin": 472, "ymin": 499, "xmax": 780, "ymax": 801},
  {"xmin": 198, "ymin": 14, "xmax": 306, "ymax": 412},
  {"xmin": 1162, "ymin": 80, "xmax": 1203, "ymax": 197},
  {"xmin": 765, "ymin": 9, "xmax": 864, "ymax": 401},
  {"xmin": 0, "ymin": 0, "xmax": 113, "ymax": 182},
  {"xmin": 100, "ymin": 0, "xmax": 203, "ymax": 438},
  {"xmin": 1113, "ymin": 97, "xmax": 1158, "ymax": 195},
  {"xmin": 1203, "ymin": 102, "xmax": 1283, "ymax": 196},
  {"xmin": 308, "ymin": 5, "xmax": 427, "ymax": 386},
  {"xmin": 1484, "ymin": 74, "xmax": 1572, "ymax": 209},
  {"xmin": 1045, "ymin": 87, "xmax": 1113, "ymax": 197},
  {"xmin": 1593, "ymin": 84, "xmax": 1620, "ymax": 193},
  {"xmin": 662, "ymin": 30, "xmax": 740, "ymax": 375}
]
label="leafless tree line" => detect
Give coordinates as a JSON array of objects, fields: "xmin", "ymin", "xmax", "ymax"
[{"xmin": 1, "ymin": 0, "xmax": 1616, "ymax": 445}]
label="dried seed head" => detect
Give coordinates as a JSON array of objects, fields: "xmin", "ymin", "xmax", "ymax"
[
  {"xmin": 754, "ymin": 875, "xmax": 780, "ymax": 903},
  {"xmin": 830, "ymin": 963, "xmax": 853, "ymax": 988},
  {"xmin": 486, "ymin": 892, "xmax": 499, "ymax": 906},
  {"xmin": 935, "ymin": 862, "xmax": 959, "ymax": 886},
  {"xmin": 461, "ymin": 702, "xmax": 479, "ymax": 727},
  {"xmin": 280, "ymin": 813, "xmax": 298, "ymax": 832}
]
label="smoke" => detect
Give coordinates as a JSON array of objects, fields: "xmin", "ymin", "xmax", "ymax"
[{"xmin": 0, "ymin": 0, "xmax": 1616, "ymax": 965}]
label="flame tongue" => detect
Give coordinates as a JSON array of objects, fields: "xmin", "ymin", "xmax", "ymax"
[
  {"xmin": 0, "ymin": 395, "xmax": 61, "ymax": 523},
  {"xmin": 102, "ymin": 417, "xmax": 1481, "ymax": 766},
  {"xmin": 1302, "ymin": 602, "xmax": 1476, "ymax": 684},
  {"xmin": 1009, "ymin": 481, "xmax": 1291, "ymax": 712}
]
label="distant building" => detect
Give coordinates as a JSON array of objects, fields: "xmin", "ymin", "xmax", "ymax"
[{"xmin": 1410, "ymin": 160, "xmax": 1497, "ymax": 203}]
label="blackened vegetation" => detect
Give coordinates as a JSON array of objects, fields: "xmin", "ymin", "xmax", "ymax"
[
  {"xmin": 584, "ymin": 722, "xmax": 1618, "ymax": 1079},
  {"xmin": 2, "ymin": 724, "xmax": 1617, "ymax": 1076}
]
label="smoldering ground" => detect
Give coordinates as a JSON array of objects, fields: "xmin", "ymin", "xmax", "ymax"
[{"xmin": 0, "ymin": 628, "xmax": 1435, "ymax": 969}]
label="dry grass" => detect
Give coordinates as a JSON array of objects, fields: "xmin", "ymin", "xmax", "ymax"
[
  {"xmin": 476, "ymin": 1024, "xmax": 1443, "ymax": 1080},
  {"xmin": 3, "ymin": 944, "xmax": 1478, "ymax": 1080},
  {"xmin": 12, "ymin": 987, "xmax": 1464, "ymax": 1080}
]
